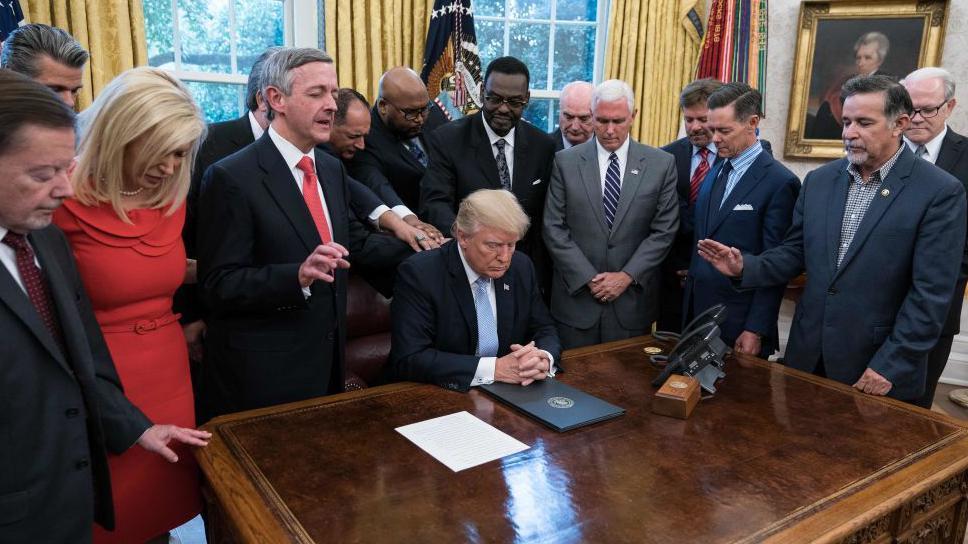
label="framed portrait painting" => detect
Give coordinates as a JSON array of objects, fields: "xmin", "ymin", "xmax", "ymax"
[{"xmin": 784, "ymin": 0, "xmax": 948, "ymax": 159}]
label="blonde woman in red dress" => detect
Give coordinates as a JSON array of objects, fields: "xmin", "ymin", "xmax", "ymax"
[{"xmin": 53, "ymin": 67, "xmax": 207, "ymax": 544}]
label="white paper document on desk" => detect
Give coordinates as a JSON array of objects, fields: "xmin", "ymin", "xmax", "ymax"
[{"xmin": 395, "ymin": 411, "xmax": 529, "ymax": 472}]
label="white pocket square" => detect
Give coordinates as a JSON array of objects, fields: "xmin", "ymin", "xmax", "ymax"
[
  {"xmin": 531, "ymin": 178, "xmax": 542, "ymax": 185},
  {"xmin": 733, "ymin": 204, "xmax": 754, "ymax": 211}
]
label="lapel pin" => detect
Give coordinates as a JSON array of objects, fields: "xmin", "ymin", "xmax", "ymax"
[
  {"xmin": 630, "ymin": 169, "xmax": 640, "ymax": 176},
  {"xmin": 503, "ymin": 283, "xmax": 510, "ymax": 291},
  {"xmin": 881, "ymin": 188, "xmax": 890, "ymax": 197}
]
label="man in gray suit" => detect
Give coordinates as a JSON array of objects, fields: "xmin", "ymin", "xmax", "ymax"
[{"xmin": 543, "ymin": 79, "xmax": 679, "ymax": 349}]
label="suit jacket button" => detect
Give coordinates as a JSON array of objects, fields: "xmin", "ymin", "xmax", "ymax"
[
  {"xmin": 327, "ymin": 332, "xmax": 335, "ymax": 341},
  {"xmin": 827, "ymin": 288, "xmax": 837, "ymax": 295},
  {"xmin": 75, "ymin": 458, "xmax": 90, "ymax": 470},
  {"xmin": 65, "ymin": 408, "xmax": 79, "ymax": 418}
]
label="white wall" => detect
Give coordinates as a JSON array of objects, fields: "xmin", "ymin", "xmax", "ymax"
[{"xmin": 758, "ymin": 0, "xmax": 968, "ymax": 179}]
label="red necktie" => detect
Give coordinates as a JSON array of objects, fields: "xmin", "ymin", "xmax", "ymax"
[
  {"xmin": 296, "ymin": 156, "xmax": 332, "ymax": 244},
  {"xmin": 3, "ymin": 231, "xmax": 65, "ymax": 350},
  {"xmin": 689, "ymin": 147, "xmax": 711, "ymax": 205}
]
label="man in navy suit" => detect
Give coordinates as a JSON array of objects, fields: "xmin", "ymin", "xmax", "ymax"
[
  {"xmin": 387, "ymin": 189, "xmax": 560, "ymax": 391},
  {"xmin": 699, "ymin": 75, "xmax": 966, "ymax": 402},
  {"xmin": 658, "ymin": 78, "xmax": 723, "ymax": 332},
  {"xmin": 901, "ymin": 67, "xmax": 968, "ymax": 407},
  {"xmin": 684, "ymin": 83, "xmax": 799, "ymax": 358},
  {"xmin": 197, "ymin": 48, "xmax": 411, "ymax": 419}
]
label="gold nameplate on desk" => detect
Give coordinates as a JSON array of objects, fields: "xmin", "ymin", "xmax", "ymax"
[{"xmin": 652, "ymin": 374, "xmax": 699, "ymax": 419}]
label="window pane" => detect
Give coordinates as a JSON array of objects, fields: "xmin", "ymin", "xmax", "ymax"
[
  {"xmin": 555, "ymin": 0, "xmax": 597, "ymax": 22},
  {"xmin": 144, "ymin": 0, "xmax": 175, "ymax": 67},
  {"xmin": 509, "ymin": 22, "xmax": 550, "ymax": 90},
  {"xmin": 523, "ymin": 98, "xmax": 552, "ymax": 132},
  {"xmin": 475, "ymin": 0, "xmax": 504, "ymax": 17},
  {"xmin": 553, "ymin": 25, "xmax": 595, "ymax": 89},
  {"xmin": 549, "ymin": 98, "xmax": 560, "ymax": 131},
  {"xmin": 185, "ymin": 81, "xmax": 245, "ymax": 123},
  {"xmin": 179, "ymin": 0, "xmax": 231, "ymax": 73},
  {"xmin": 510, "ymin": 0, "xmax": 551, "ymax": 20},
  {"xmin": 476, "ymin": 19, "xmax": 504, "ymax": 73},
  {"xmin": 234, "ymin": 0, "xmax": 285, "ymax": 75}
]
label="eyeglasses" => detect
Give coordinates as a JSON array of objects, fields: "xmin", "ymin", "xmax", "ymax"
[
  {"xmin": 483, "ymin": 94, "xmax": 528, "ymax": 109},
  {"xmin": 912, "ymin": 100, "xmax": 950, "ymax": 119},
  {"xmin": 384, "ymin": 99, "xmax": 430, "ymax": 121}
]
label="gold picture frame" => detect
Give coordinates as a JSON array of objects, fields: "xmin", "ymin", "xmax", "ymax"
[{"xmin": 784, "ymin": 0, "xmax": 948, "ymax": 160}]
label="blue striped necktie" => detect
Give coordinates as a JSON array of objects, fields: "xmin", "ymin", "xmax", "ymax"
[
  {"xmin": 473, "ymin": 277, "xmax": 498, "ymax": 357},
  {"xmin": 603, "ymin": 152, "xmax": 621, "ymax": 229}
]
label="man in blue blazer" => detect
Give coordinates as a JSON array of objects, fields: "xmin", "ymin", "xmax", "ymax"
[
  {"xmin": 684, "ymin": 83, "xmax": 799, "ymax": 358},
  {"xmin": 698, "ymin": 76, "xmax": 967, "ymax": 402},
  {"xmin": 387, "ymin": 189, "xmax": 560, "ymax": 392}
]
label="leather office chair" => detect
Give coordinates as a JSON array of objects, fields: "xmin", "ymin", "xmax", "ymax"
[{"xmin": 344, "ymin": 274, "xmax": 392, "ymax": 390}]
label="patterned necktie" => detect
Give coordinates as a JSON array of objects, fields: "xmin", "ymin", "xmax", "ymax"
[
  {"xmin": 603, "ymin": 152, "xmax": 622, "ymax": 229},
  {"xmin": 712, "ymin": 160, "xmax": 734, "ymax": 210},
  {"xmin": 295, "ymin": 156, "xmax": 332, "ymax": 244},
  {"xmin": 2, "ymin": 232, "xmax": 65, "ymax": 351},
  {"xmin": 494, "ymin": 139, "xmax": 512, "ymax": 190},
  {"xmin": 916, "ymin": 145, "xmax": 928, "ymax": 160},
  {"xmin": 406, "ymin": 139, "xmax": 428, "ymax": 167},
  {"xmin": 473, "ymin": 277, "xmax": 498, "ymax": 357},
  {"xmin": 689, "ymin": 147, "xmax": 710, "ymax": 205}
]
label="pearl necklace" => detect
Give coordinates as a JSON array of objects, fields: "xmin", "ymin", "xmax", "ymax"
[{"xmin": 119, "ymin": 187, "xmax": 145, "ymax": 197}]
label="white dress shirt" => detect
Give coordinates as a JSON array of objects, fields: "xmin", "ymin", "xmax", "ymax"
[
  {"xmin": 482, "ymin": 119, "xmax": 516, "ymax": 184},
  {"xmin": 248, "ymin": 111, "xmax": 266, "ymax": 140},
  {"xmin": 595, "ymin": 136, "xmax": 631, "ymax": 195},
  {"xmin": 457, "ymin": 244, "xmax": 555, "ymax": 386},
  {"xmin": 904, "ymin": 125, "xmax": 948, "ymax": 165},
  {"xmin": 690, "ymin": 142, "xmax": 717, "ymax": 177}
]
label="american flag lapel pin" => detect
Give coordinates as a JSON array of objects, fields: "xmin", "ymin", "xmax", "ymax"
[
  {"xmin": 630, "ymin": 168, "xmax": 640, "ymax": 175},
  {"xmin": 503, "ymin": 283, "xmax": 510, "ymax": 291}
]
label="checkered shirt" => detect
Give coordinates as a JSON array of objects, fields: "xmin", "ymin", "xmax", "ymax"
[{"xmin": 838, "ymin": 145, "xmax": 905, "ymax": 266}]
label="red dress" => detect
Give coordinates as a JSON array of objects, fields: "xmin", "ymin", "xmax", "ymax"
[{"xmin": 53, "ymin": 200, "xmax": 201, "ymax": 543}]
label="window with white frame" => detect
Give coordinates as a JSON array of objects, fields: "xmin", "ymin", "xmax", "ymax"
[
  {"xmin": 475, "ymin": 0, "xmax": 608, "ymax": 132},
  {"xmin": 144, "ymin": 0, "xmax": 321, "ymax": 123}
]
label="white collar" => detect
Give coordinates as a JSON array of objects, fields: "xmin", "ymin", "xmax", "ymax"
[
  {"xmin": 692, "ymin": 141, "xmax": 716, "ymax": 157},
  {"xmin": 482, "ymin": 115, "xmax": 516, "ymax": 149},
  {"xmin": 268, "ymin": 125, "xmax": 315, "ymax": 171},
  {"xmin": 457, "ymin": 242, "xmax": 485, "ymax": 287},
  {"xmin": 595, "ymin": 136, "xmax": 631, "ymax": 165},
  {"xmin": 904, "ymin": 125, "xmax": 948, "ymax": 163},
  {"xmin": 248, "ymin": 111, "xmax": 266, "ymax": 140}
]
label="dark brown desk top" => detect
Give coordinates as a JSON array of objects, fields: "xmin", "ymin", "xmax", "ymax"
[{"xmin": 197, "ymin": 337, "xmax": 968, "ymax": 543}]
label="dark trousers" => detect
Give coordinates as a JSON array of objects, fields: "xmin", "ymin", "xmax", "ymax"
[{"xmin": 915, "ymin": 333, "xmax": 955, "ymax": 409}]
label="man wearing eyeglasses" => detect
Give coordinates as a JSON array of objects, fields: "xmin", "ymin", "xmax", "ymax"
[
  {"xmin": 901, "ymin": 67, "xmax": 968, "ymax": 408},
  {"xmin": 348, "ymin": 67, "xmax": 447, "ymax": 244},
  {"xmin": 421, "ymin": 56, "xmax": 556, "ymax": 292},
  {"xmin": 552, "ymin": 81, "xmax": 594, "ymax": 152}
]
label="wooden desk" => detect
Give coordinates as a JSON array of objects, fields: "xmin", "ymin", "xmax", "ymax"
[{"xmin": 196, "ymin": 337, "xmax": 968, "ymax": 543}]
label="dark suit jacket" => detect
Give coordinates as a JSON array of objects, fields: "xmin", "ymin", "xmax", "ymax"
[
  {"xmin": 197, "ymin": 132, "xmax": 411, "ymax": 418},
  {"xmin": 347, "ymin": 104, "xmax": 447, "ymax": 212},
  {"xmin": 551, "ymin": 128, "xmax": 566, "ymax": 152},
  {"xmin": 421, "ymin": 113, "xmax": 556, "ymax": 269},
  {"xmin": 180, "ymin": 115, "xmax": 396, "ymax": 320},
  {"xmin": 740, "ymin": 147, "xmax": 966, "ymax": 400},
  {"xmin": 661, "ymin": 137, "xmax": 774, "ymax": 272},
  {"xmin": 684, "ymin": 149, "xmax": 800, "ymax": 352},
  {"xmin": 1, "ymin": 226, "xmax": 150, "ymax": 542},
  {"xmin": 932, "ymin": 128, "xmax": 968, "ymax": 335},
  {"xmin": 386, "ymin": 240, "xmax": 560, "ymax": 391}
]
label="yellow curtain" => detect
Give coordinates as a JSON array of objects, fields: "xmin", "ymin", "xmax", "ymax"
[
  {"xmin": 22, "ymin": 0, "xmax": 147, "ymax": 110},
  {"xmin": 605, "ymin": 0, "xmax": 704, "ymax": 146},
  {"xmin": 325, "ymin": 0, "xmax": 430, "ymax": 103}
]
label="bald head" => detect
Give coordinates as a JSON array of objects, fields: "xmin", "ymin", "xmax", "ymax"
[
  {"xmin": 377, "ymin": 67, "xmax": 432, "ymax": 138},
  {"xmin": 558, "ymin": 81, "xmax": 594, "ymax": 147}
]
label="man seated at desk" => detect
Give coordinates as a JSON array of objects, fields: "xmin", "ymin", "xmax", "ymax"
[{"xmin": 387, "ymin": 189, "xmax": 560, "ymax": 391}]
